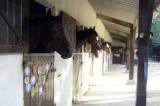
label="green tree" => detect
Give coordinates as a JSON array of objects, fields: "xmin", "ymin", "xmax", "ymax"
[{"xmin": 149, "ymin": 14, "xmax": 160, "ymax": 57}]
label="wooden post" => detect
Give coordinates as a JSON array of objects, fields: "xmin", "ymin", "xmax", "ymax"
[
  {"xmin": 126, "ymin": 36, "xmax": 130, "ymax": 72},
  {"xmin": 136, "ymin": 0, "xmax": 155, "ymax": 106},
  {"xmin": 129, "ymin": 25, "xmax": 134, "ymax": 80}
]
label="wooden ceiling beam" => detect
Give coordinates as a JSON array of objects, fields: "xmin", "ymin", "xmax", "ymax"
[
  {"xmin": 97, "ymin": 13, "xmax": 133, "ymax": 28},
  {"xmin": 106, "ymin": 27, "xmax": 129, "ymax": 37},
  {"xmin": 112, "ymin": 37, "xmax": 127, "ymax": 43}
]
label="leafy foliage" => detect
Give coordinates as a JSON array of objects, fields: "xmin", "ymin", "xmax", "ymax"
[
  {"xmin": 150, "ymin": 14, "xmax": 160, "ymax": 46},
  {"xmin": 149, "ymin": 14, "xmax": 160, "ymax": 57}
]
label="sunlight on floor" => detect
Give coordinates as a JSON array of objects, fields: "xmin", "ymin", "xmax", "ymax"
[{"xmin": 73, "ymin": 61, "xmax": 160, "ymax": 106}]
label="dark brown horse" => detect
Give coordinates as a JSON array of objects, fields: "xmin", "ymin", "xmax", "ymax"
[
  {"xmin": 29, "ymin": 9, "xmax": 73, "ymax": 59},
  {"xmin": 76, "ymin": 27, "xmax": 101, "ymax": 57},
  {"xmin": 100, "ymin": 38, "xmax": 110, "ymax": 54}
]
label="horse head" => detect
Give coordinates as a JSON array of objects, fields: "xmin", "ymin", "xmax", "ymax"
[
  {"xmin": 87, "ymin": 27, "xmax": 101, "ymax": 50},
  {"xmin": 29, "ymin": 9, "xmax": 73, "ymax": 59},
  {"xmin": 76, "ymin": 26, "xmax": 101, "ymax": 57},
  {"xmin": 100, "ymin": 38, "xmax": 110, "ymax": 54}
]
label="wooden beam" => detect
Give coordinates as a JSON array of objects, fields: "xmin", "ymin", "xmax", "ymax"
[
  {"xmin": 129, "ymin": 24, "xmax": 135, "ymax": 81},
  {"xmin": 97, "ymin": 13, "xmax": 132, "ymax": 28},
  {"xmin": 106, "ymin": 27, "xmax": 129, "ymax": 37},
  {"xmin": 112, "ymin": 37, "xmax": 126, "ymax": 43},
  {"xmin": 111, "ymin": 34, "xmax": 127, "ymax": 41},
  {"xmin": 136, "ymin": 0, "xmax": 155, "ymax": 106},
  {"xmin": 0, "ymin": 45, "xmax": 23, "ymax": 53},
  {"xmin": 126, "ymin": 36, "xmax": 130, "ymax": 72},
  {"xmin": 133, "ymin": 13, "xmax": 139, "ymax": 27}
]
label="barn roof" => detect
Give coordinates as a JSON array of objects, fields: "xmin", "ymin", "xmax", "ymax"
[{"xmin": 89, "ymin": 0, "xmax": 160, "ymax": 41}]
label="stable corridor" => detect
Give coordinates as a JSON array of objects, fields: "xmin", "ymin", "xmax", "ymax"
[{"xmin": 73, "ymin": 61, "xmax": 160, "ymax": 106}]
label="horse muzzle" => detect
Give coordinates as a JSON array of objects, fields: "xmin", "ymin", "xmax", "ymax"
[{"xmin": 57, "ymin": 47, "xmax": 73, "ymax": 59}]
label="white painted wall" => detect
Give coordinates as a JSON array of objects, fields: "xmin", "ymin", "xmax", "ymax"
[
  {"xmin": 35, "ymin": 0, "xmax": 112, "ymax": 42},
  {"xmin": 0, "ymin": 54, "xmax": 23, "ymax": 106},
  {"xmin": 72, "ymin": 53, "xmax": 92, "ymax": 102},
  {"xmin": 92, "ymin": 52, "xmax": 103, "ymax": 84},
  {"xmin": 54, "ymin": 52, "xmax": 73, "ymax": 106},
  {"xmin": 72, "ymin": 54, "xmax": 82, "ymax": 102},
  {"xmin": 81, "ymin": 53, "xmax": 92, "ymax": 95},
  {"xmin": 102, "ymin": 52, "xmax": 107, "ymax": 73}
]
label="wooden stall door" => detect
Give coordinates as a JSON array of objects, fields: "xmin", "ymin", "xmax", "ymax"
[
  {"xmin": 0, "ymin": 0, "xmax": 23, "ymax": 52},
  {"xmin": 23, "ymin": 54, "xmax": 55, "ymax": 106}
]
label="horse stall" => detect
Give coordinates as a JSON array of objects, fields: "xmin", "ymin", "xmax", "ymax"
[
  {"xmin": 73, "ymin": 54, "xmax": 83, "ymax": 102},
  {"xmin": 81, "ymin": 44, "xmax": 93, "ymax": 97},
  {"xmin": 73, "ymin": 32, "xmax": 93, "ymax": 102},
  {"xmin": 0, "ymin": 0, "xmax": 76, "ymax": 106},
  {"xmin": 73, "ymin": 53, "xmax": 93, "ymax": 103},
  {"xmin": 0, "ymin": 1, "xmax": 113, "ymax": 106},
  {"xmin": 92, "ymin": 51, "xmax": 103, "ymax": 80},
  {"xmin": 102, "ymin": 51, "xmax": 109, "ymax": 73},
  {"xmin": 101, "ymin": 42, "xmax": 112, "ymax": 73},
  {"xmin": 27, "ymin": 1, "xmax": 77, "ymax": 106}
]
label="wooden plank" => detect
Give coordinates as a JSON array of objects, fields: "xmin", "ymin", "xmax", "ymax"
[
  {"xmin": 48, "ymin": 73, "xmax": 51, "ymax": 106},
  {"xmin": 42, "ymin": 79, "xmax": 46, "ymax": 106},
  {"xmin": 136, "ymin": 0, "xmax": 155, "ymax": 106},
  {"xmin": 35, "ymin": 86, "xmax": 39, "ymax": 106},
  {"xmin": 97, "ymin": 13, "xmax": 132, "ymax": 28},
  {"xmin": 51, "ymin": 72, "xmax": 54, "ymax": 106}
]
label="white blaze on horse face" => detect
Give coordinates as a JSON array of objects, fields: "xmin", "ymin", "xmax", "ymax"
[
  {"xmin": 96, "ymin": 36, "xmax": 99, "ymax": 40},
  {"xmin": 107, "ymin": 43, "xmax": 109, "ymax": 48}
]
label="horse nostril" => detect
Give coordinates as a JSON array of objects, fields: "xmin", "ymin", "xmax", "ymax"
[{"xmin": 66, "ymin": 49, "xmax": 70, "ymax": 53}]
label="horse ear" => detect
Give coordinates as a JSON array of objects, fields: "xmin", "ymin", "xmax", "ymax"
[
  {"xmin": 93, "ymin": 26, "xmax": 95, "ymax": 30},
  {"xmin": 56, "ymin": 11, "xmax": 63, "ymax": 24},
  {"xmin": 47, "ymin": 8, "xmax": 52, "ymax": 17}
]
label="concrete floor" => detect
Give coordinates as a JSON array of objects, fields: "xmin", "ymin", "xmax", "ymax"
[{"xmin": 73, "ymin": 61, "xmax": 160, "ymax": 106}]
